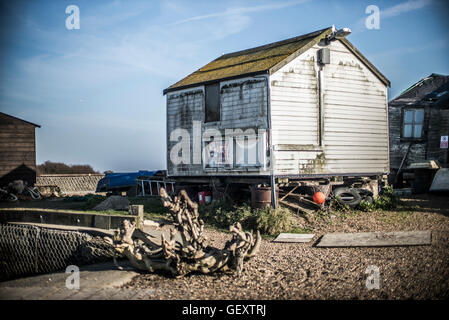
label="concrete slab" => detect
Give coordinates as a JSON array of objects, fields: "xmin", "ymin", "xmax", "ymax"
[
  {"xmin": 87, "ymin": 288, "xmax": 123, "ymax": 300},
  {"xmin": 316, "ymin": 231, "xmax": 432, "ymax": 247},
  {"xmin": 44, "ymin": 288, "xmax": 81, "ymax": 300},
  {"xmin": 0, "ymin": 287, "xmax": 40, "ymax": 300},
  {"xmin": 0, "ymin": 208, "xmax": 136, "ymax": 231},
  {"xmin": 106, "ymin": 288, "xmax": 141, "ymax": 300},
  {"xmin": 5, "ymin": 221, "xmax": 114, "ymax": 236},
  {"xmin": 273, "ymin": 233, "xmax": 315, "ymax": 243},
  {"xmin": 65, "ymin": 288, "xmax": 103, "ymax": 300},
  {"xmin": 0, "ymin": 261, "xmax": 140, "ymax": 300}
]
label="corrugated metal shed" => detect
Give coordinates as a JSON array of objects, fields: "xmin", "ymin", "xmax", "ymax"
[{"xmin": 164, "ymin": 26, "xmax": 389, "ymax": 94}]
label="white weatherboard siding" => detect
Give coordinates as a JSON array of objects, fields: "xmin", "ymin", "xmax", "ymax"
[
  {"xmin": 322, "ymin": 40, "xmax": 389, "ymax": 174},
  {"xmin": 270, "ymin": 47, "xmax": 322, "ymax": 175},
  {"xmin": 270, "ymin": 40, "xmax": 389, "ymax": 176},
  {"xmin": 270, "ymin": 51, "xmax": 319, "ymax": 147}
]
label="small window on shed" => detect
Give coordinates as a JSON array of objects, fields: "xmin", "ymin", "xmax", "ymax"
[
  {"xmin": 403, "ymin": 109, "xmax": 424, "ymax": 139},
  {"xmin": 205, "ymin": 83, "xmax": 220, "ymax": 122}
]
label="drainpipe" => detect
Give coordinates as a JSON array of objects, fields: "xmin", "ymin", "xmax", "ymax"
[
  {"xmin": 255, "ymin": 73, "xmax": 276, "ymax": 208},
  {"xmin": 318, "ymin": 65, "xmax": 324, "ymax": 146}
]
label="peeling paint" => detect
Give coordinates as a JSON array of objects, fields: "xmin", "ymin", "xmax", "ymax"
[{"xmin": 299, "ymin": 152, "xmax": 326, "ymax": 174}]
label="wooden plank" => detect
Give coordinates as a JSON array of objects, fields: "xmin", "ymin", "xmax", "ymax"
[
  {"xmin": 279, "ymin": 185, "xmax": 299, "ymax": 201},
  {"xmin": 273, "ymin": 233, "xmax": 315, "ymax": 243},
  {"xmin": 0, "ymin": 154, "xmax": 35, "ymax": 161},
  {"xmin": 0, "ymin": 133, "xmax": 34, "ymax": 139},
  {"xmin": 316, "ymin": 231, "xmax": 431, "ymax": 247},
  {"xmin": 0, "ymin": 124, "xmax": 36, "ymax": 130},
  {"xmin": 279, "ymin": 200, "xmax": 315, "ymax": 215},
  {"xmin": 0, "ymin": 143, "xmax": 35, "ymax": 148}
]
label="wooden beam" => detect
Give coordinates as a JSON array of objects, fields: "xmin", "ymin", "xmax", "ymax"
[
  {"xmin": 278, "ymin": 192, "xmax": 321, "ymax": 209},
  {"xmin": 316, "ymin": 231, "xmax": 431, "ymax": 247},
  {"xmin": 279, "ymin": 185, "xmax": 299, "ymax": 201},
  {"xmin": 279, "ymin": 200, "xmax": 315, "ymax": 215},
  {"xmin": 273, "ymin": 233, "xmax": 315, "ymax": 243}
]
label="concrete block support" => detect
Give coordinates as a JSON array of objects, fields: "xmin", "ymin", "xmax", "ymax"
[{"xmin": 128, "ymin": 205, "xmax": 144, "ymax": 230}]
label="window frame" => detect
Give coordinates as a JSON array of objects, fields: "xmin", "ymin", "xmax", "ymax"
[
  {"xmin": 401, "ymin": 108, "xmax": 425, "ymax": 141},
  {"xmin": 204, "ymin": 83, "xmax": 221, "ymax": 123}
]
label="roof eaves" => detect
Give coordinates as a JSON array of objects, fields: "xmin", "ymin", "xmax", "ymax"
[
  {"xmin": 0, "ymin": 112, "xmax": 41, "ymax": 128},
  {"xmin": 220, "ymin": 26, "xmax": 331, "ymax": 60},
  {"xmin": 163, "ymin": 70, "xmax": 269, "ymax": 95}
]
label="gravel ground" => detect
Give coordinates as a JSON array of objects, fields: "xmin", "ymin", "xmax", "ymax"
[{"xmin": 124, "ymin": 194, "xmax": 449, "ymax": 299}]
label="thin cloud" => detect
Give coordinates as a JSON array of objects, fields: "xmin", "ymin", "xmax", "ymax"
[
  {"xmin": 171, "ymin": 0, "xmax": 310, "ymax": 25},
  {"xmin": 382, "ymin": 0, "xmax": 433, "ymax": 18}
]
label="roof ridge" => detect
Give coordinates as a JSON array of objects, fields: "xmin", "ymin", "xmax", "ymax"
[
  {"xmin": 397, "ymin": 73, "xmax": 449, "ymax": 98},
  {"xmin": 217, "ymin": 26, "xmax": 331, "ymax": 61}
]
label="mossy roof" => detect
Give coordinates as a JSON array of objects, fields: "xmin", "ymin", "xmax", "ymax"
[{"xmin": 164, "ymin": 26, "xmax": 389, "ymax": 94}]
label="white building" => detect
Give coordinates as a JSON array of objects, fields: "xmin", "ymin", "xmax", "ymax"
[{"xmin": 163, "ymin": 26, "xmax": 390, "ymax": 203}]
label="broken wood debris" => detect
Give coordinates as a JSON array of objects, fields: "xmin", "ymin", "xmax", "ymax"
[{"xmin": 104, "ymin": 187, "xmax": 261, "ymax": 277}]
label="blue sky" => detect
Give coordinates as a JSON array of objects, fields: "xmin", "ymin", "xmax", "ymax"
[{"xmin": 0, "ymin": 0, "xmax": 448, "ymax": 173}]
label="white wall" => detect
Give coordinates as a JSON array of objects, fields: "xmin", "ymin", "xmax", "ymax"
[{"xmin": 270, "ymin": 39, "xmax": 389, "ymax": 176}]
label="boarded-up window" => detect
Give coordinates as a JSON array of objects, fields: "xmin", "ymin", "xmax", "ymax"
[
  {"xmin": 205, "ymin": 83, "xmax": 220, "ymax": 122},
  {"xmin": 403, "ymin": 109, "xmax": 424, "ymax": 138}
]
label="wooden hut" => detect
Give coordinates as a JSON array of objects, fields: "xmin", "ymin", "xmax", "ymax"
[
  {"xmin": 0, "ymin": 112, "xmax": 40, "ymax": 187},
  {"xmin": 389, "ymin": 73, "xmax": 449, "ymax": 190},
  {"xmin": 163, "ymin": 26, "xmax": 390, "ymax": 205}
]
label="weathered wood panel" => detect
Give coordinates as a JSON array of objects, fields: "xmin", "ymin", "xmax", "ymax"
[
  {"xmin": 389, "ymin": 104, "xmax": 449, "ymax": 170},
  {"xmin": 270, "ymin": 50, "xmax": 319, "ymax": 150},
  {"xmin": 317, "ymin": 231, "xmax": 431, "ymax": 247},
  {"xmin": 322, "ymin": 41, "xmax": 389, "ymax": 175},
  {"xmin": 271, "ymin": 39, "xmax": 389, "ymax": 176},
  {"xmin": 0, "ymin": 113, "xmax": 38, "ymax": 185},
  {"xmin": 166, "ymin": 77, "xmax": 269, "ymax": 177},
  {"xmin": 166, "ymin": 86, "xmax": 204, "ymax": 176},
  {"xmin": 220, "ymin": 77, "xmax": 268, "ymax": 130},
  {"xmin": 273, "ymin": 233, "xmax": 315, "ymax": 243},
  {"xmin": 270, "ymin": 47, "xmax": 323, "ymax": 175}
]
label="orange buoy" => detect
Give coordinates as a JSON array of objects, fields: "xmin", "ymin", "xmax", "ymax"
[{"xmin": 313, "ymin": 191, "xmax": 326, "ymax": 204}]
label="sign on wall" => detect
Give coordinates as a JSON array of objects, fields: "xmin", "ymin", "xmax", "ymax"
[{"xmin": 441, "ymin": 136, "xmax": 448, "ymax": 149}]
